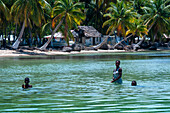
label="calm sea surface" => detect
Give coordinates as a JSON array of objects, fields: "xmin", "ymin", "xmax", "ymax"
[{"xmin": 0, "ymin": 51, "xmax": 170, "ymax": 112}]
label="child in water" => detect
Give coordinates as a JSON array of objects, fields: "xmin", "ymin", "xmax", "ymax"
[
  {"xmin": 131, "ymin": 80, "xmax": 137, "ymax": 86},
  {"xmin": 111, "ymin": 60, "xmax": 122, "ymax": 84},
  {"xmin": 22, "ymin": 77, "xmax": 32, "ymax": 89}
]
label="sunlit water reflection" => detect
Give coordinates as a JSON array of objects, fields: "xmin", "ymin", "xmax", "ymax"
[{"xmin": 0, "ymin": 51, "xmax": 170, "ymax": 112}]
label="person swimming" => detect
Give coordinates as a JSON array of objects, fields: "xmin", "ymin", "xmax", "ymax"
[
  {"xmin": 131, "ymin": 80, "xmax": 137, "ymax": 86},
  {"xmin": 22, "ymin": 77, "xmax": 32, "ymax": 89},
  {"xmin": 111, "ymin": 60, "xmax": 122, "ymax": 84}
]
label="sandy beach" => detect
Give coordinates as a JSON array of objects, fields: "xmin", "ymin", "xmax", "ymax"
[
  {"xmin": 0, "ymin": 49, "xmax": 128, "ymax": 57},
  {"xmin": 0, "ymin": 48, "xmax": 169, "ymax": 57}
]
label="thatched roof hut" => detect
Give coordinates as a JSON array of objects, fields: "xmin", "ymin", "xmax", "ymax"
[{"xmin": 77, "ymin": 26, "xmax": 102, "ymax": 38}]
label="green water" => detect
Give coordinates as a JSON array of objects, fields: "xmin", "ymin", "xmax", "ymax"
[{"xmin": 0, "ymin": 51, "xmax": 170, "ymax": 112}]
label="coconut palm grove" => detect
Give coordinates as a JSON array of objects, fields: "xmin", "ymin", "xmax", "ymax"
[{"xmin": 0, "ymin": 0, "xmax": 170, "ymax": 51}]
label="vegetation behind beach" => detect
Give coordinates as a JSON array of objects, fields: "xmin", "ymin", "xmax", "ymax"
[{"xmin": 0, "ymin": 0, "xmax": 169, "ymax": 50}]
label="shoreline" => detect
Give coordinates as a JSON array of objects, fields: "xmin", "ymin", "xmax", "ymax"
[{"xmin": 0, "ymin": 48, "xmax": 170, "ymax": 57}]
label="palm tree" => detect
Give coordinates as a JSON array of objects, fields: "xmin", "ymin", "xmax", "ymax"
[
  {"xmin": 0, "ymin": 0, "xmax": 10, "ymax": 35},
  {"xmin": 0, "ymin": 0, "xmax": 10, "ymax": 48},
  {"xmin": 114, "ymin": 18, "xmax": 148, "ymax": 50},
  {"xmin": 11, "ymin": 0, "xmax": 51, "ymax": 49},
  {"xmin": 83, "ymin": 0, "xmax": 106, "ymax": 34},
  {"xmin": 40, "ymin": 0, "xmax": 85, "ymax": 50},
  {"xmin": 126, "ymin": 19, "xmax": 148, "ymax": 38},
  {"xmin": 132, "ymin": 0, "xmax": 151, "ymax": 15},
  {"xmin": 93, "ymin": 0, "xmax": 137, "ymax": 49},
  {"xmin": 79, "ymin": 0, "xmax": 112, "ymax": 34},
  {"xmin": 0, "ymin": 0, "xmax": 10, "ymax": 23},
  {"xmin": 142, "ymin": 0, "xmax": 170, "ymax": 42}
]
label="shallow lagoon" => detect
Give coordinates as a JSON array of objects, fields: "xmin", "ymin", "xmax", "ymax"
[{"xmin": 0, "ymin": 51, "xmax": 170, "ymax": 112}]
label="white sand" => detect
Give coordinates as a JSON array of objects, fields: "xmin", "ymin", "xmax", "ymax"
[{"xmin": 0, "ymin": 49, "xmax": 126, "ymax": 57}]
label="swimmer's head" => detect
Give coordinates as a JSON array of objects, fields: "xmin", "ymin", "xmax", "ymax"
[
  {"xmin": 25, "ymin": 77, "xmax": 30, "ymax": 84},
  {"xmin": 131, "ymin": 80, "xmax": 137, "ymax": 86},
  {"xmin": 115, "ymin": 60, "xmax": 120, "ymax": 66}
]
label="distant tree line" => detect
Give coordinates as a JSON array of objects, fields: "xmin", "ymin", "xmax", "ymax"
[{"xmin": 0, "ymin": 0, "xmax": 169, "ymax": 50}]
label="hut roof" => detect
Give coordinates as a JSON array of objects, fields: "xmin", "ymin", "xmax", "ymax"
[
  {"xmin": 78, "ymin": 26, "xmax": 102, "ymax": 37},
  {"xmin": 44, "ymin": 26, "xmax": 102, "ymax": 39}
]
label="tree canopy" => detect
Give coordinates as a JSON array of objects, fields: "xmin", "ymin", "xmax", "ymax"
[{"xmin": 0, "ymin": 0, "xmax": 169, "ymax": 49}]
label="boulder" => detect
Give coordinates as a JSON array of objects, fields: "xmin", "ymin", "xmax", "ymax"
[
  {"xmin": 100, "ymin": 43, "xmax": 109, "ymax": 50},
  {"xmin": 149, "ymin": 42, "xmax": 158, "ymax": 50},
  {"xmin": 62, "ymin": 47, "xmax": 72, "ymax": 52},
  {"xmin": 115, "ymin": 45, "xmax": 124, "ymax": 50},
  {"xmin": 72, "ymin": 43, "xmax": 84, "ymax": 51}
]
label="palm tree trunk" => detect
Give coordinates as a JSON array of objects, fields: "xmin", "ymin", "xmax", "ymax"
[
  {"xmin": 12, "ymin": 20, "xmax": 26, "ymax": 49},
  {"xmin": 93, "ymin": 27, "xmax": 116, "ymax": 49},
  {"xmin": 8, "ymin": 32, "xmax": 10, "ymax": 45},
  {"xmin": 93, "ymin": 35, "xmax": 109, "ymax": 49},
  {"xmin": 37, "ymin": 33, "xmax": 41, "ymax": 47},
  {"xmin": 112, "ymin": 34, "xmax": 133, "ymax": 49},
  {"xmin": 29, "ymin": 26, "xmax": 32, "ymax": 47},
  {"xmin": 153, "ymin": 30, "xmax": 158, "ymax": 42},
  {"xmin": 14, "ymin": 24, "xmax": 17, "ymax": 42},
  {"xmin": 39, "ymin": 17, "xmax": 64, "ymax": 50}
]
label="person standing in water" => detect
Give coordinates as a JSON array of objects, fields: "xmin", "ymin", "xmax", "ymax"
[
  {"xmin": 111, "ymin": 60, "xmax": 122, "ymax": 84},
  {"xmin": 22, "ymin": 77, "xmax": 32, "ymax": 89}
]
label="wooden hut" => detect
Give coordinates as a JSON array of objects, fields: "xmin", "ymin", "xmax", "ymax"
[
  {"xmin": 74, "ymin": 26, "xmax": 102, "ymax": 46},
  {"xmin": 43, "ymin": 26, "xmax": 102, "ymax": 48}
]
